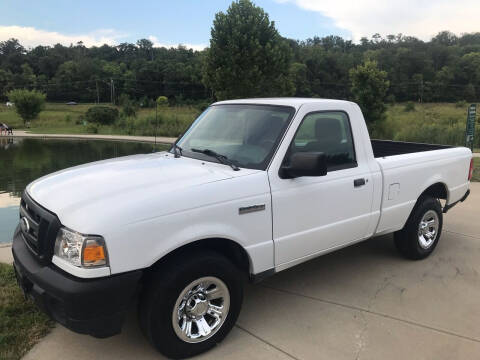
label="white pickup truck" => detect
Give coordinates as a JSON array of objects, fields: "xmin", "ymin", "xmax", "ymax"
[{"xmin": 13, "ymin": 98, "xmax": 472, "ymax": 358}]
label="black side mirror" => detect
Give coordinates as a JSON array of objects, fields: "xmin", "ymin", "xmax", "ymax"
[{"xmin": 280, "ymin": 152, "xmax": 328, "ymax": 179}]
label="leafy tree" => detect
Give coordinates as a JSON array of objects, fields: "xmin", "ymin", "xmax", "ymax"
[
  {"xmin": 203, "ymin": 0, "xmax": 294, "ymax": 99},
  {"xmin": 119, "ymin": 94, "xmax": 138, "ymax": 117},
  {"xmin": 349, "ymin": 60, "xmax": 390, "ymax": 126},
  {"xmin": 6, "ymin": 89, "xmax": 46, "ymax": 125}
]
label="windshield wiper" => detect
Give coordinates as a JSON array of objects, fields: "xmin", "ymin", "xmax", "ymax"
[
  {"xmin": 171, "ymin": 143, "xmax": 183, "ymax": 158},
  {"xmin": 191, "ymin": 148, "xmax": 240, "ymax": 171}
]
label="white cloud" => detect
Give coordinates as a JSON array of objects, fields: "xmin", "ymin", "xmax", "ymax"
[
  {"xmin": 0, "ymin": 25, "xmax": 127, "ymax": 47},
  {"xmin": 0, "ymin": 26, "xmax": 207, "ymax": 50},
  {"xmin": 276, "ymin": 0, "xmax": 480, "ymax": 41},
  {"xmin": 147, "ymin": 36, "xmax": 206, "ymax": 51}
]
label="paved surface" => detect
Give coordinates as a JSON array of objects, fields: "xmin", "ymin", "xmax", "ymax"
[
  {"xmin": 6, "ymin": 183, "xmax": 480, "ymax": 360},
  {"xmin": 0, "ymin": 244, "xmax": 13, "ymax": 264},
  {"xmin": 6, "ymin": 131, "xmax": 176, "ymax": 144}
]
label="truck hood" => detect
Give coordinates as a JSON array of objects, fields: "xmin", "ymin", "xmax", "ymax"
[{"xmin": 27, "ymin": 152, "xmax": 258, "ymax": 232}]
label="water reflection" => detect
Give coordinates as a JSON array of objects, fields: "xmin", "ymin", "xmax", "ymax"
[{"xmin": 0, "ymin": 137, "xmax": 168, "ymax": 243}]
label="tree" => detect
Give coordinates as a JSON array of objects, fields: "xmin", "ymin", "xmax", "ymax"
[
  {"xmin": 349, "ymin": 60, "xmax": 390, "ymax": 126},
  {"xmin": 6, "ymin": 89, "xmax": 46, "ymax": 125},
  {"xmin": 203, "ymin": 0, "xmax": 294, "ymax": 99}
]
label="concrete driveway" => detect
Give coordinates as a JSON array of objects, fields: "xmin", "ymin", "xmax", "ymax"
[{"xmin": 17, "ymin": 182, "xmax": 480, "ymax": 359}]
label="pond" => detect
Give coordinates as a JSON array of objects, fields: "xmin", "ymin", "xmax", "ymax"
[{"xmin": 0, "ymin": 137, "xmax": 168, "ymax": 243}]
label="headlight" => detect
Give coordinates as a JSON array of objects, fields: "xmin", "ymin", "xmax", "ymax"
[{"xmin": 54, "ymin": 227, "xmax": 108, "ymax": 268}]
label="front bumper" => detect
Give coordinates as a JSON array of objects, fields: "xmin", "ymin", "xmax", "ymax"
[{"xmin": 12, "ymin": 226, "xmax": 142, "ymax": 338}]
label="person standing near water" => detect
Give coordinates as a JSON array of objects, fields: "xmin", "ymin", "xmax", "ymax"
[{"xmin": 0, "ymin": 123, "xmax": 13, "ymax": 135}]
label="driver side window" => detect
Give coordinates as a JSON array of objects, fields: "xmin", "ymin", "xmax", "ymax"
[{"xmin": 290, "ymin": 111, "xmax": 356, "ymax": 171}]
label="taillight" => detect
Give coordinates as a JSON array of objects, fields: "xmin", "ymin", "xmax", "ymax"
[{"xmin": 468, "ymin": 158, "xmax": 474, "ymax": 181}]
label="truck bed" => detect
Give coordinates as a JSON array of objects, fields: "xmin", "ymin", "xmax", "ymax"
[{"xmin": 371, "ymin": 139, "xmax": 452, "ymax": 158}]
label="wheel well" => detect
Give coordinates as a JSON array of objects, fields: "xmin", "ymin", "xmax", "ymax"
[
  {"xmin": 147, "ymin": 238, "xmax": 251, "ymax": 277},
  {"xmin": 420, "ymin": 182, "xmax": 448, "ymax": 201}
]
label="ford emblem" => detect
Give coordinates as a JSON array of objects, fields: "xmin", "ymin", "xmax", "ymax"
[{"xmin": 20, "ymin": 217, "xmax": 30, "ymax": 233}]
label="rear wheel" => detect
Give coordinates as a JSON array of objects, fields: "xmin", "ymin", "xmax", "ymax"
[
  {"xmin": 139, "ymin": 251, "xmax": 243, "ymax": 359},
  {"xmin": 394, "ymin": 196, "xmax": 443, "ymax": 260}
]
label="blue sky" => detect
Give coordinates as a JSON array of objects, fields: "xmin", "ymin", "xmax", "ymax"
[
  {"xmin": 0, "ymin": 0, "xmax": 479, "ymax": 48},
  {"xmin": 0, "ymin": 0, "xmax": 347, "ymax": 48}
]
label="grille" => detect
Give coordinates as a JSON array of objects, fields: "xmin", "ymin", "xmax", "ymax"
[{"xmin": 19, "ymin": 192, "xmax": 61, "ymax": 263}]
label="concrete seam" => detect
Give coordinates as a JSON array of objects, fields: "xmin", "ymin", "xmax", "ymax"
[
  {"xmin": 235, "ymin": 324, "xmax": 302, "ymax": 360},
  {"xmin": 260, "ymin": 285, "xmax": 480, "ymax": 345}
]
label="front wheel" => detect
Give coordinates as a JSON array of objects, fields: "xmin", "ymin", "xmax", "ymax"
[
  {"xmin": 394, "ymin": 196, "xmax": 443, "ymax": 260},
  {"xmin": 139, "ymin": 251, "xmax": 243, "ymax": 359}
]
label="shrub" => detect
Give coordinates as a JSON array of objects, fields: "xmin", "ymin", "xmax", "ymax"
[
  {"xmin": 455, "ymin": 100, "xmax": 467, "ymax": 108},
  {"xmin": 6, "ymin": 89, "xmax": 46, "ymax": 125},
  {"xmin": 404, "ymin": 101, "xmax": 416, "ymax": 112},
  {"xmin": 87, "ymin": 124, "xmax": 99, "ymax": 134},
  {"xmin": 197, "ymin": 101, "xmax": 211, "ymax": 111},
  {"xmin": 85, "ymin": 106, "xmax": 119, "ymax": 125},
  {"xmin": 139, "ymin": 96, "xmax": 155, "ymax": 108},
  {"xmin": 385, "ymin": 94, "xmax": 396, "ymax": 105},
  {"xmin": 156, "ymin": 96, "xmax": 169, "ymax": 107}
]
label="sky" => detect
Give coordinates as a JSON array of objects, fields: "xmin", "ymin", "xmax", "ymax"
[{"xmin": 0, "ymin": 0, "xmax": 479, "ymax": 49}]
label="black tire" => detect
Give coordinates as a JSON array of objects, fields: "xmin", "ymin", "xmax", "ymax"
[
  {"xmin": 394, "ymin": 195, "xmax": 443, "ymax": 260},
  {"xmin": 139, "ymin": 251, "xmax": 243, "ymax": 359}
]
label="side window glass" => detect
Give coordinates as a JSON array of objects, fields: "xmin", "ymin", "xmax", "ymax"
[{"xmin": 291, "ymin": 112, "xmax": 356, "ymax": 171}]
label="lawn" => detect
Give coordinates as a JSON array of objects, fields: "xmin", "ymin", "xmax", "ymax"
[
  {"xmin": 0, "ymin": 263, "xmax": 53, "ymax": 360},
  {"xmin": 0, "ymin": 102, "xmax": 201, "ymax": 138},
  {"xmin": 1, "ymin": 101, "xmax": 479, "ymax": 149}
]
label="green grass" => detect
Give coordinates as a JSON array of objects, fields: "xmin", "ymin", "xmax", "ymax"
[
  {"xmin": 0, "ymin": 102, "xmax": 201, "ymax": 137},
  {"xmin": 0, "ymin": 263, "xmax": 53, "ymax": 360},
  {"xmin": 472, "ymin": 158, "xmax": 480, "ymax": 182},
  {"xmin": 374, "ymin": 102, "xmax": 477, "ymax": 148},
  {"xmin": 1, "ymin": 102, "xmax": 478, "ymax": 146}
]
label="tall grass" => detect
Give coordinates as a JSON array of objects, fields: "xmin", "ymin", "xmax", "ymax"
[
  {"xmin": 373, "ymin": 103, "xmax": 478, "ymax": 148},
  {"xmin": 1, "ymin": 102, "xmax": 477, "ymax": 148},
  {"xmin": 0, "ymin": 103, "xmax": 200, "ymax": 137}
]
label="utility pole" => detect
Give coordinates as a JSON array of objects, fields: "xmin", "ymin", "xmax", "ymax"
[
  {"xmin": 110, "ymin": 79, "xmax": 116, "ymax": 105},
  {"xmin": 420, "ymin": 79, "xmax": 424, "ymax": 103},
  {"xmin": 96, "ymin": 80, "xmax": 100, "ymax": 104}
]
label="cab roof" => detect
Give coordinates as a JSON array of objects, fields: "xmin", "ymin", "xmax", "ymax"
[{"xmin": 213, "ymin": 97, "xmax": 355, "ymax": 110}]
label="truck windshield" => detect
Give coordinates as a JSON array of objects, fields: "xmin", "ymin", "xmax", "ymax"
[{"xmin": 176, "ymin": 104, "xmax": 295, "ymax": 170}]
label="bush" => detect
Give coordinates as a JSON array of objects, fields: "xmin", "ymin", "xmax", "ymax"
[
  {"xmin": 404, "ymin": 101, "xmax": 416, "ymax": 112},
  {"xmin": 85, "ymin": 106, "xmax": 119, "ymax": 125},
  {"xmin": 86, "ymin": 124, "xmax": 98, "ymax": 133},
  {"xmin": 156, "ymin": 96, "xmax": 169, "ymax": 107},
  {"xmin": 385, "ymin": 94, "xmax": 396, "ymax": 105},
  {"xmin": 139, "ymin": 96, "xmax": 156, "ymax": 108},
  {"xmin": 455, "ymin": 100, "xmax": 467, "ymax": 108},
  {"xmin": 6, "ymin": 89, "xmax": 46, "ymax": 125}
]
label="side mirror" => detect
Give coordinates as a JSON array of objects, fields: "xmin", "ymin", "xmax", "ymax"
[{"xmin": 280, "ymin": 152, "xmax": 328, "ymax": 179}]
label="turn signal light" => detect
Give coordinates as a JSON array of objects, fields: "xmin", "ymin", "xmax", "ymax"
[{"xmin": 82, "ymin": 239, "xmax": 107, "ymax": 266}]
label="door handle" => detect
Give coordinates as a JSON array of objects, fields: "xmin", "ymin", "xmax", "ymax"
[{"xmin": 354, "ymin": 178, "xmax": 366, "ymax": 187}]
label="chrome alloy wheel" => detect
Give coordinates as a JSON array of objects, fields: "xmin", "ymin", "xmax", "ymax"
[
  {"xmin": 418, "ymin": 210, "xmax": 439, "ymax": 249},
  {"xmin": 172, "ymin": 276, "xmax": 230, "ymax": 343}
]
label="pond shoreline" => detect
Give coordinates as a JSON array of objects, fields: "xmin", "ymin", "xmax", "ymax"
[{"xmin": 5, "ymin": 131, "xmax": 176, "ymax": 145}]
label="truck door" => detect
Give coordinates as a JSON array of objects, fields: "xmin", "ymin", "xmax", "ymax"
[{"xmin": 268, "ymin": 107, "xmax": 375, "ymax": 268}]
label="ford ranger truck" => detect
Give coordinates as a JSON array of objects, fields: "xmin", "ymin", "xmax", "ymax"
[{"xmin": 12, "ymin": 98, "xmax": 472, "ymax": 359}]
